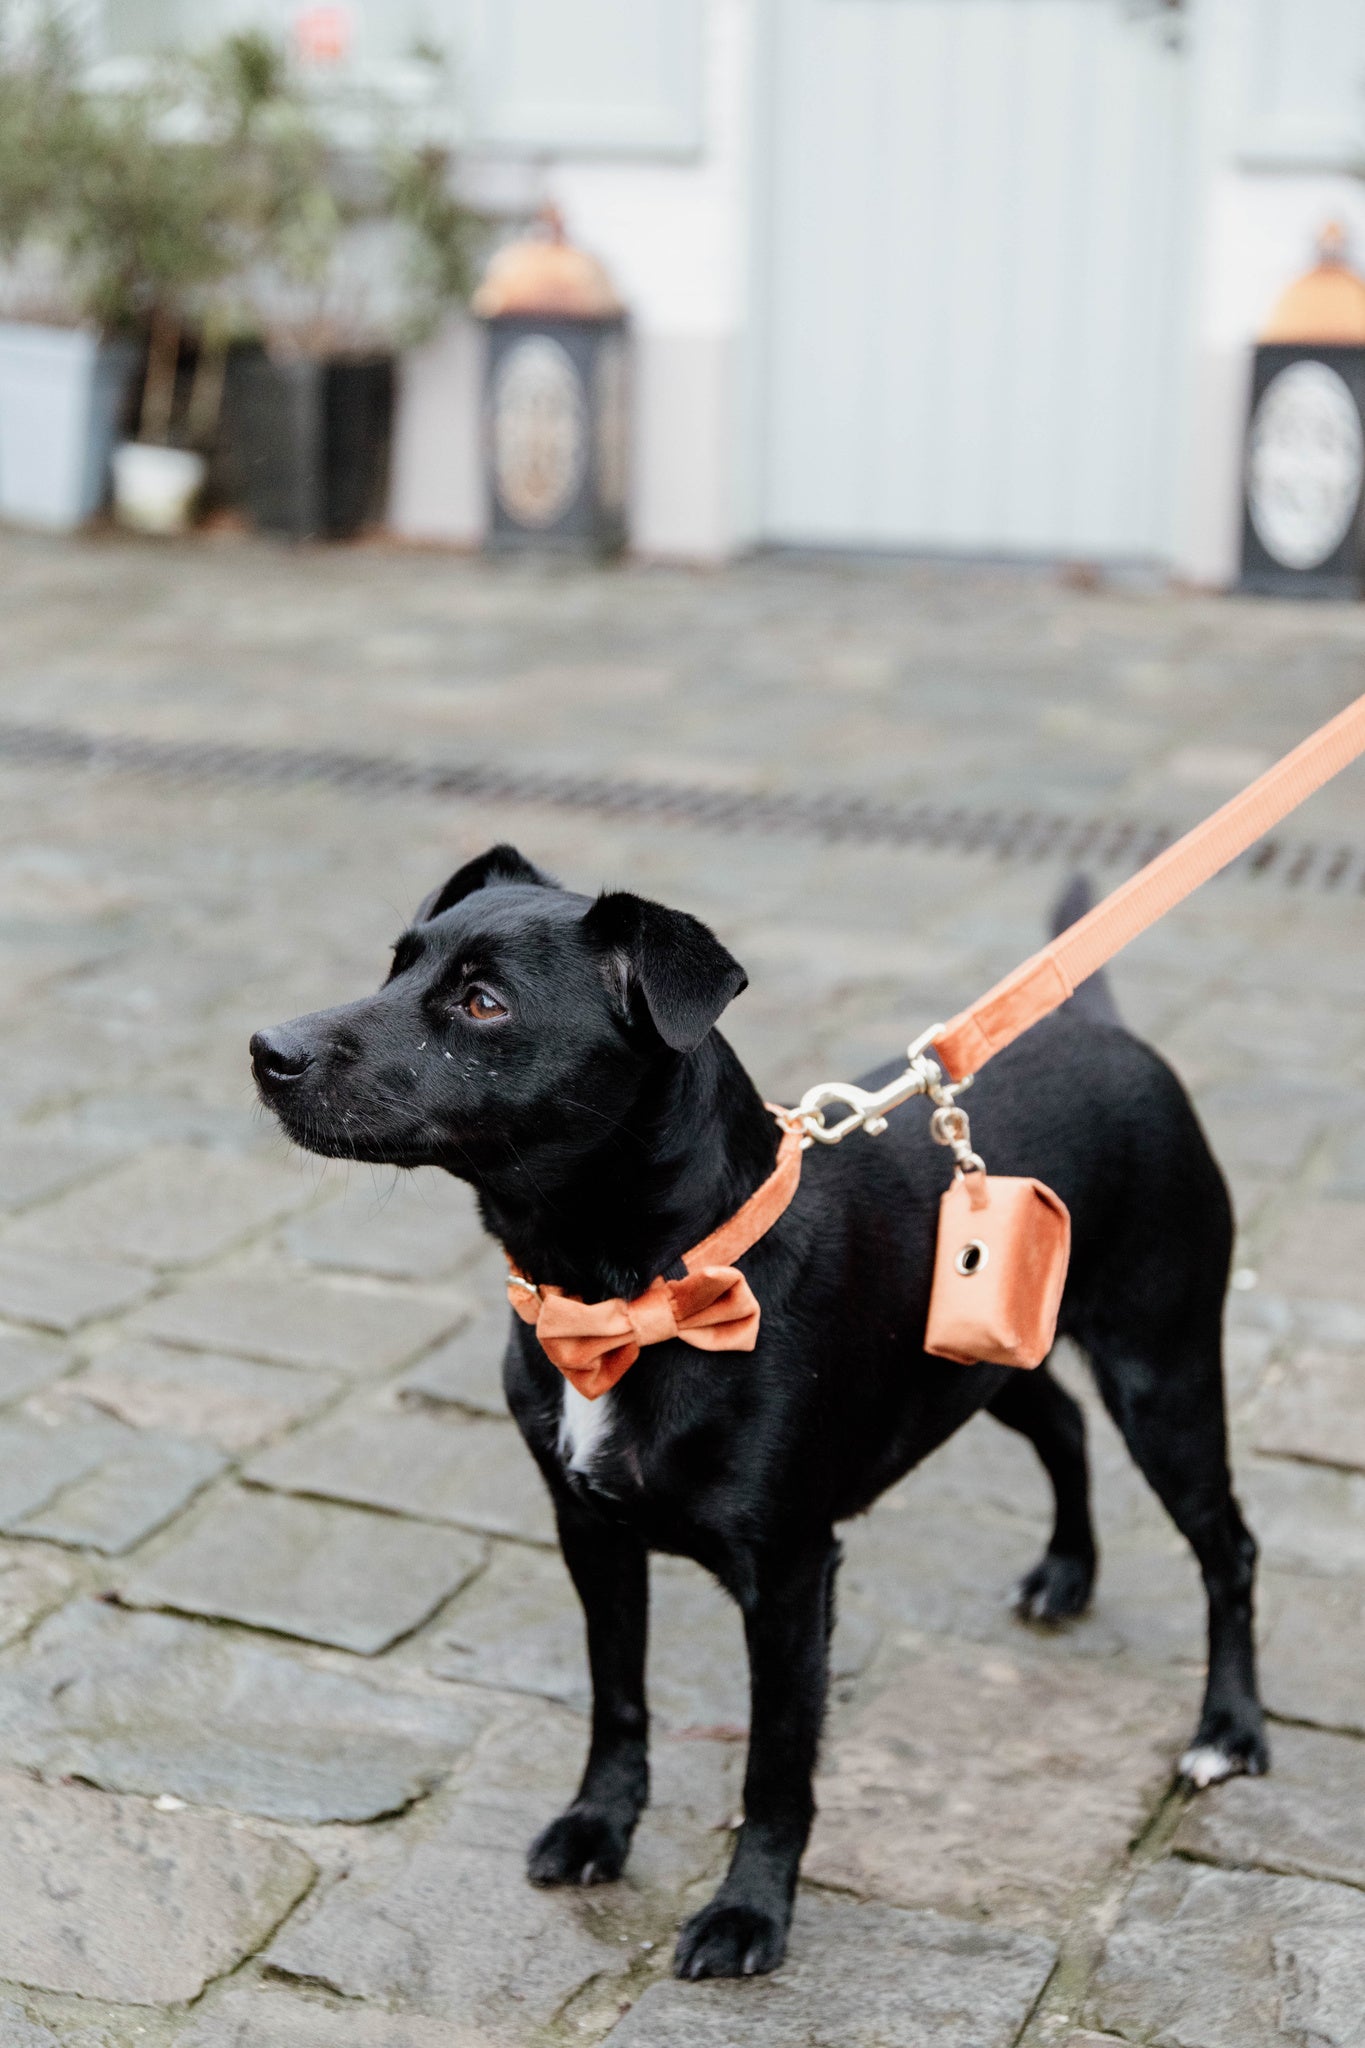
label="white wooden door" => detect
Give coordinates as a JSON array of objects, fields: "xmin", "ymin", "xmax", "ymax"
[{"xmin": 760, "ymin": 0, "xmax": 1192, "ymax": 560}]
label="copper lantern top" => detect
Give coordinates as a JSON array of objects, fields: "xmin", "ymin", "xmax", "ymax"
[
  {"xmin": 1260, "ymin": 223, "xmax": 1365, "ymax": 345},
  {"xmin": 473, "ymin": 205, "xmax": 624, "ymax": 322}
]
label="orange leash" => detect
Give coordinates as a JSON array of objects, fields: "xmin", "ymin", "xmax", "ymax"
[
  {"xmin": 510, "ymin": 698, "xmax": 1365, "ymax": 1392},
  {"xmin": 932, "ymin": 694, "xmax": 1365, "ymax": 1083}
]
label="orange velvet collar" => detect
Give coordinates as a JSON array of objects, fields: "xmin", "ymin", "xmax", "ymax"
[{"xmin": 506, "ymin": 1117, "xmax": 803, "ymax": 1401}]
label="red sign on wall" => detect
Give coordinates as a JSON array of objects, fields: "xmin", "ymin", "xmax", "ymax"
[{"xmin": 294, "ymin": 5, "xmax": 352, "ymax": 66}]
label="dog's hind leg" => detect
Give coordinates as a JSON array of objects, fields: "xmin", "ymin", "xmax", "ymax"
[
  {"xmin": 1083, "ymin": 1311, "xmax": 1267, "ymax": 1787},
  {"xmin": 674, "ymin": 1533, "xmax": 840, "ymax": 1980},
  {"xmin": 988, "ymin": 1367, "xmax": 1097, "ymax": 1622},
  {"xmin": 527, "ymin": 1498, "xmax": 649, "ymax": 1887}
]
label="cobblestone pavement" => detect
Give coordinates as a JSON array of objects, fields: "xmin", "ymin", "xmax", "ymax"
[{"xmin": 1, "ymin": 532, "xmax": 1364, "ymax": 2046}]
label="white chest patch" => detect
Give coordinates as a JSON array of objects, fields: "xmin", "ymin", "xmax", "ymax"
[{"xmin": 559, "ymin": 1383, "xmax": 614, "ymax": 1474}]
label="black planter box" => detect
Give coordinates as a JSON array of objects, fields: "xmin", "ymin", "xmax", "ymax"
[
  {"xmin": 1240, "ymin": 343, "xmax": 1365, "ymax": 599},
  {"xmin": 221, "ymin": 350, "xmax": 394, "ymax": 540}
]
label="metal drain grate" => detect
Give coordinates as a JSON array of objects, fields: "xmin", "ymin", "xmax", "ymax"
[{"xmin": 1, "ymin": 718, "xmax": 1360, "ymax": 892}]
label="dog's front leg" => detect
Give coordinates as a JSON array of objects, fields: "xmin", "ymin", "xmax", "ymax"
[
  {"xmin": 527, "ymin": 1497, "xmax": 649, "ymax": 1887},
  {"xmin": 675, "ymin": 1535, "xmax": 838, "ymax": 1979}
]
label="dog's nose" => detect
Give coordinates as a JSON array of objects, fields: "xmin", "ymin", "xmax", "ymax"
[{"xmin": 250, "ymin": 1028, "xmax": 314, "ymax": 1086}]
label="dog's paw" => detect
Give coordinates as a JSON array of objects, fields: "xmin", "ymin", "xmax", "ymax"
[
  {"xmin": 674, "ymin": 1899, "xmax": 788, "ymax": 1980},
  {"xmin": 527, "ymin": 1806, "xmax": 631, "ymax": 1887},
  {"xmin": 1014, "ymin": 1550, "xmax": 1094, "ymax": 1625},
  {"xmin": 1179, "ymin": 1711, "xmax": 1270, "ymax": 1790}
]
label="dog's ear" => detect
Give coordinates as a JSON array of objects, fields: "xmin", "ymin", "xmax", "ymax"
[
  {"xmin": 583, "ymin": 892, "xmax": 747, "ymax": 1053},
  {"xmin": 415, "ymin": 845, "xmax": 555, "ymax": 923}
]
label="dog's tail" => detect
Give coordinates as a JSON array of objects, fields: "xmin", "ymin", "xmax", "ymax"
[{"xmin": 1050, "ymin": 875, "xmax": 1123, "ymax": 1028}]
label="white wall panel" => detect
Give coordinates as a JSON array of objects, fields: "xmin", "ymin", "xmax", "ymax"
[
  {"xmin": 469, "ymin": 0, "xmax": 703, "ymax": 154},
  {"xmin": 1241, "ymin": 0, "xmax": 1365, "ymax": 169},
  {"xmin": 761, "ymin": 0, "xmax": 1193, "ymax": 561},
  {"xmin": 102, "ymin": 1, "xmax": 705, "ymax": 156}
]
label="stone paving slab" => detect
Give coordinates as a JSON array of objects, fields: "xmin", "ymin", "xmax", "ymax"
[
  {"xmin": 838, "ymin": 1479, "xmax": 1207, "ymax": 1672},
  {"xmin": 0, "ymin": 1332, "xmax": 70, "ymax": 1407},
  {"xmin": 1258, "ymin": 1199, "xmax": 1365, "ymax": 1302},
  {"xmin": 0, "ymin": 1016, "xmax": 199, "ymax": 1123},
  {"xmin": 48, "ymin": 1090, "xmax": 262, "ymax": 1153},
  {"xmin": 1326, "ymin": 1124, "xmax": 1365, "ymax": 1198},
  {"xmin": 51, "ymin": 1340, "xmax": 342, "ymax": 1451},
  {"xmin": 0, "ymin": 1149, "xmax": 315, "ymax": 1271},
  {"xmin": 245, "ymin": 1399, "xmax": 556, "ymax": 1546},
  {"xmin": 1259, "ymin": 1570, "xmax": 1365, "ymax": 1735},
  {"xmin": 1240, "ymin": 1455, "xmax": 1365, "ymax": 1578},
  {"xmin": 127, "ymin": 1272, "xmax": 462, "ymax": 1376},
  {"xmin": 0, "ymin": 1419, "xmax": 124, "ymax": 1529},
  {"xmin": 265, "ymin": 1809, "xmax": 636, "ymax": 2043},
  {"xmin": 1174, "ymin": 1721, "xmax": 1365, "ymax": 1889},
  {"xmin": 1194, "ymin": 1082, "xmax": 1365, "ymax": 1179},
  {"xmin": 13, "ymin": 1429, "xmax": 225, "ymax": 1555},
  {"xmin": 0, "ymin": 1136, "xmax": 114, "ymax": 1215},
  {"xmin": 1252, "ymin": 1348, "xmax": 1365, "ymax": 1474},
  {"xmin": 1234, "ymin": 1288, "xmax": 1365, "ymax": 1350},
  {"xmin": 0, "ymin": 1600, "xmax": 486, "ymax": 1823},
  {"xmin": 602, "ymin": 1893, "xmax": 1056, "ymax": 2048},
  {"xmin": 0, "ymin": 1543, "xmax": 77, "ymax": 1651},
  {"xmin": 0, "ymin": 1252, "xmax": 155, "ymax": 1334},
  {"xmin": 0, "ymin": 1770, "xmax": 313, "ymax": 2005},
  {"xmin": 804, "ymin": 1635, "xmax": 1196, "ymax": 1932},
  {"xmin": 0, "ymin": 2002, "xmax": 61, "ymax": 2048},
  {"xmin": 176, "ymin": 1989, "xmax": 471, "ymax": 2048},
  {"xmin": 396, "ymin": 1300, "xmax": 509, "ymax": 1416},
  {"xmin": 265, "ymin": 1694, "xmax": 742, "ymax": 2042},
  {"xmin": 429, "ymin": 1541, "xmax": 878, "ymax": 1729},
  {"xmin": 439, "ymin": 1692, "xmax": 742, "ymax": 1897},
  {"xmin": 279, "ymin": 1171, "xmax": 485, "ymax": 1280},
  {"xmin": 1085, "ymin": 1858, "xmax": 1365, "ymax": 2048},
  {"xmin": 1159, "ymin": 995, "xmax": 1365, "ymax": 1091},
  {"xmin": 121, "ymin": 1488, "xmax": 485, "ymax": 1654}
]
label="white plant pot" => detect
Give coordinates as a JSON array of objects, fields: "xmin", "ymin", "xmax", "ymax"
[
  {"xmin": 0, "ymin": 323, "xmax": 137, "ymax": 531},
  {"xmin": 112, "ymin": 442, "xmax": 207, "ymax": 536}
]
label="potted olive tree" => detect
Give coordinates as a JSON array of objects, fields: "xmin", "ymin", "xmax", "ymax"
[
  {"xmin": 0, "ymin": 9, "xmax": 138, "ymax": 529},
  {"xmin": 212, "ymin": 41, "xmax": 481, "ymax": 539},
  {"xmin": 75, "ymin": 74, "xmax": 242, "ymax": 534},
  {"xmin": 0, "ymin": 12, "xmax": 244, "ymax": 533},
  {"xmin": 0, "ymin": 16, "xmax": 479, "ymax": 542}
]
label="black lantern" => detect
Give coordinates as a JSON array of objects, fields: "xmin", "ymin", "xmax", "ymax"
[
  {"xmin": 1241, "ymin": 226, "xmax": 1365, "ymax": 599},
  {"xmin": 474, "ymin": 209, "xmax": 628, "ymax": 557}
]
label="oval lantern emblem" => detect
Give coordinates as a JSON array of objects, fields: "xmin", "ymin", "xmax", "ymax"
[
  {"xmin": 1247, "ymin": 360, "xmax": 1364, "ymax": 572},
  {"xmin": 490, "ymin": 336, "xmax": 587, "ymax": 529}
]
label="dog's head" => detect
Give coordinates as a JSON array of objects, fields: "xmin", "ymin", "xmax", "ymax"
[{"xmin": 250, "ymin": 845, "xmax": 748, "ymax": 1175}]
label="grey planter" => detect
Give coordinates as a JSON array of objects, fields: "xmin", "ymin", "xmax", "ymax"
[{"xmin": 0, "ymin": 323, "xmax": 138, "ymax": 531}]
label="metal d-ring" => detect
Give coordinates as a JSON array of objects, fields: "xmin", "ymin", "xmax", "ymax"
[{"xmin": 930, "ymin": 1100, "xmax": 986, "ymax": 1178}]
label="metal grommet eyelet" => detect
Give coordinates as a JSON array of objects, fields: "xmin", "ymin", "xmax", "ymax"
[{"xmin": 954, "ymin": 1239, "xmax": 989, "ymax": 1277}]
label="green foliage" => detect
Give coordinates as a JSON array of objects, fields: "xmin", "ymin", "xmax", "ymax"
[
  {"xmin": 66, "ymin": 82, "xmax": 236, "ymax": 329},
  {"xmin": 385, "ymin": 144, "xmax": 480, "ymax": 342},
  {"xmin": 0, "ymin": 10, "xmax": 481, "ymax": 347},
  {"xmin": 212, "ymin": 28, "xmax": 289, "ymax": 129},
  {"xmin": 0, "ymin": 8, "xmax": 84, "ymax": 259}
]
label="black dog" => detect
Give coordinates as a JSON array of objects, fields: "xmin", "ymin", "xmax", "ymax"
[{"xmin": 251, "ymin": 846, "xmax": 1265, "ymax": 1980}]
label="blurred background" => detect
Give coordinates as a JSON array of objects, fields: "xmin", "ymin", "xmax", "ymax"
[{"xmin": 1, "ymin": 0, "xmax": 1364, "ymax": 581}]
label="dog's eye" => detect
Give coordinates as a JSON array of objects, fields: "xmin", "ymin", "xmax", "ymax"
[{"xmin": 461, "ymin": 987, "xmax": 508, "ymax": 1022}]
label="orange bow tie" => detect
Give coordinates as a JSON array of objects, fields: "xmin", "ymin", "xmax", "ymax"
[{"xmin": 506, "ymin": 1119, "xmax": 803, "ymax": 1401}]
